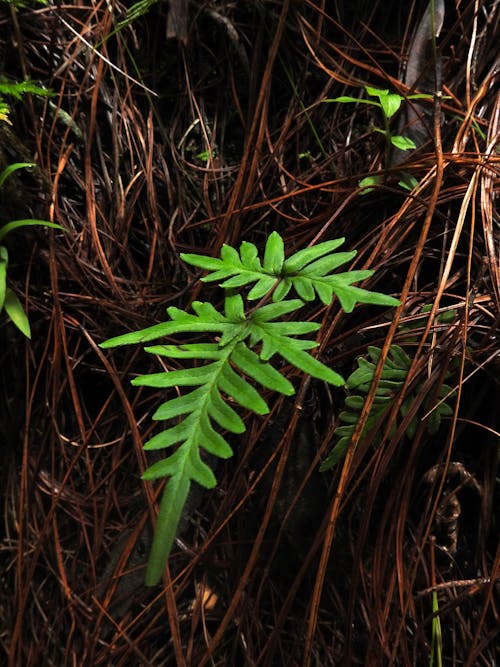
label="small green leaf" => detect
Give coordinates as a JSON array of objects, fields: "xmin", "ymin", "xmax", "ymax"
[
  {"xmin": 364, "ymin": 87, "xmax": 402, "ymax": 118},
  {"xmin": 263, "ymin": 231, "xmax": 285, "ymax": 273},
  {"xmin": 329, "ymin": 282, "xmax": 400, "ymax": 312},
  {"xmin": 143, "ymin": 414, "xmax": 198, "ymax": 449},
  {"xmin": 180, "ymin": 253, "xmax": 224, "ymax": 271},
  {"xmin": 358, "ymin": 175, "xmax": 383, "ymax": 193},
  {"xmin": 314, "ymin": 281, "xmax": 334, "ymax": 305},
  {"xmin": 320, "ymin": 439, "xmax": 350, "ymax": 470},
  {"xmin": 252, "ymin": 299, "xmax": 305, "ymax": 321},
  {"xmin": 380, "ymin": 93, "xmax": 402, "ymax": 119},
  {"xmin": 219, "ymin": 273, "xmax": 261, "ymax": 289},
  {"xmin": 220, "ymin": 243, "xmax": 241, "ymax": 265},
  {"xmin": 144, "ymin": 343, "xmax": 224, "ymax": 360},
  {"xmin": 133, "ymin": 363, "xmax": 220, "ymax": 388},
  {"xmin": 224, "ymin": 293, "xmax": 245, "ymax": 321},
  {"xmin": 391, "ymin": 135, "xmax": 417, "ymax": 151},
  {"xmin": 293, "ymin": 276, "xmax": 315, "ymax": 301},
  {"xmin": 398, "ymin": 174, "xmax": 419, "ymax": 191},
  {"xmin": 300, "ymin": 251, "xmax": 356, "ymax": 277},
  {"xmin": 198, "ymin": 414, "xmax": 234, "ymax": 458},
  {"xmin": 189, "ymin": 446, "xmax": 219, "ymax": 485},
  {"xmin": 279, "ymin": 345, "xmax": 345, "ymax": 386},
  {"xmin": 365, "ymin": 86, "xmax": 389, "ymax": 98},
  {"xmin": 191, "ymin": 301, "xmax": 227, "ymax": 322},
  {"xmin": 239, "ymin": 241, "xmax": 261, "ymax": 269},
  {"xmin": 219, "ymin": 364, "xmax": 269, "ymax": 414},
  {"xmin": 247, "ymin": 276, "xmax": 278, "ymax": 300},
  {"xmin": 200, "ymin": 268, "xmax": 238, "ymax": 283},
  {"xmin": 283, "ymin": 238, "xmax": 345, "ymax": 273},
  {"xmin": 0, "ymin": 219, "xmax": 64, "ymax": 243},
  {"xmin": 256, "ymin": 320, "xmax": 320, "ymax": 337},
  {"xmin": 272, "ymin": 278, "xmax": 292, "ymax": 302},
  {"xmin": 325, "ymin": 96, "xmax": 364, "ymax": 104},
  {"xmin": 152, "ymin": 386, "xmax": 207, "ymax": 420},
  {"xmin": 345, "ymin": 395, "xmax": 365, "ymax": 409},
  {"xmin": 3, "ymin": 287, "xmax": 30, "ymax": 338},
  {"xmin": 231, "ymin": 343, "xmax": 295, "ymax": 395},
  {"xmin": 142, "ymin": 444, "xmax": 190, "ymax": 475},
  {"xmin": 324, "ymin": 97, "xmax": 376, "ymax": 107},
  {"xmin": 207, "ymin": 386, "xmax": 245, "ymax": 433},
  {"xmin": 0, "ymin": 162, "xmax": 36, "ymax": 189}
]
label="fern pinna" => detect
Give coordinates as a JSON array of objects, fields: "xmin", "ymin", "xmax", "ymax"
[{"xmin": 100, "ymin": 232, "xmax": 399, "ymax": 585}]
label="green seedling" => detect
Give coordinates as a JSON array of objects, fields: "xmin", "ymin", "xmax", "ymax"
[
  {"xmin": 101, "ymin": 232, "xmax": 400, "ymax": 585},
  {"xmin": 0, "ymin": 163, "xmax": 63, "ymax": 337},
  {"xmin": 325, "ymin": 85, "xmax": 433, "ymax": 192}
]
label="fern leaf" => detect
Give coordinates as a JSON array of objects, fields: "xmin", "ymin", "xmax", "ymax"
[
  {"xmin": 101, "ymin": 300, "xmax": 241, "ymax": 348},
  {"xmin": 198, "ymin": 413, "xmax": 234, "ymax": 457},
  {"xmin": 132, "ymin": 363, "xmax": 221, "ymax": 387},
  {"xmin": 219, "ymin": 364, "xmax": 269, "ymax": 413},
  {"xmin": 299, "ymin": 251, "xmax": 357, "ymax": 276},
  {"xmin": 100, "ymin": 233, "xmax": 400, "ymax": 585},
  {"xmin": 207, "ymin": 386, "xmax": 245, "ymax": 433},
  {"xmin": 182, "ymin": 232, "xmax": 400, "ymax": 314},
  {"xmin": 280, "ymin": 345, "xmax": 345, "ymax": 386},
  {"xmin": 321, "ymin": 345, "xmax": 456, "ymax": 470},
  {"xmin": 144, "ymin": 343, "xmax": 225, "ymax": 359},
  {"xmin": 230, "ymin": 343, "xmax": 295, "ymax": 395},
  {"xmin": 152, "ymin": 386, "xmax": 207, "ymax": 420},
  {"xmin": 250, "ymin": 299, "xmax": 305, "ymax": 320},
  {"xmin": 272, "ymin": 278, "xmax": 293, "ymax": 301},
  {"xmin": 293, "ymin": 276, "xmax": 315, "ymax": 301},
  {"xmin": 239, "ymin": 240, "xmax": 261, "ymax": 268},
  {"xmin": 247, "ymin": 276, "xmax": 279, "ymax": 300},
  {"xmin": 282, "ymin": 238, "xmax": 346, "ymax": 272},
  {"xmin": 263, "ymin": 231, "xmax": 285, "ymax": 273}
]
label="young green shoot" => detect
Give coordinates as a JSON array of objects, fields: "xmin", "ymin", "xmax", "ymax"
[{"xmin": 325, "ymin": 85, "xmax": 432, "ymax": 192}]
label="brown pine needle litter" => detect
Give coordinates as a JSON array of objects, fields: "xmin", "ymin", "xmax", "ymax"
[{"xmin": 1, "ymin": 1, "xmax": 499, "ymax": 665}]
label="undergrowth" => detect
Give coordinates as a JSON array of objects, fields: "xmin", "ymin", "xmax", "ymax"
[{"xmin": 3, "ymin": 0, "xmax": 498, "ymax": 664}]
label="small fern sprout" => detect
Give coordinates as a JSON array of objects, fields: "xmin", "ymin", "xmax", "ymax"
[{"xmin": 100, "ymin": 232, "xmax": 400, "ymax": 585}]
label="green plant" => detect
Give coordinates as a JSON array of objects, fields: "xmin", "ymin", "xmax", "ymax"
[
  {"xmin": 430, "ymin": 588, "xmax": 443, "ymax": 667},
  {"xmin": 326, "ymin": 85, "xmax": 432, "ymax": 191},
  {"xmin": 0, "ymin": 76, "xmax": 52, "ymax": 124},
  {"xmin": 0, "ymin": 163, "xmax": 63, "ymax": 337},
  {"xmin": 101, "ymin": 232, "xmax": 400, "ymax": 584},
  {"xmin": 320, "ymin": 341, "xmax": 455, "ymax": 471}
]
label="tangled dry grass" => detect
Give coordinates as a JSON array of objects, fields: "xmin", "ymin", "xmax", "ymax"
[{"xmin": 1, "ymin": 0, "xmax": 499, "ymax": 664}]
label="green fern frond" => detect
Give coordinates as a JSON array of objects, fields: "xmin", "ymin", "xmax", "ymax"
[
  {"xmin": 0, "ymin": 76, "xmax": 52, "ymax": 101},
  {"xmin": 101, "ymin": 232, "xmax": 400, "ymax": 584},
  {"xmin": 320, "ymin": 345, "xmax": 456, "ymax": 471},
  {"xmin": 182, "ymin": 232, "xmax": 400, "ymax": 312}
]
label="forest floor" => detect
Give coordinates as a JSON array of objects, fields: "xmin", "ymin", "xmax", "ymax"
[{"xmin": 1, "ymin": 1, "xmax": 499, "ymax": 665}]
